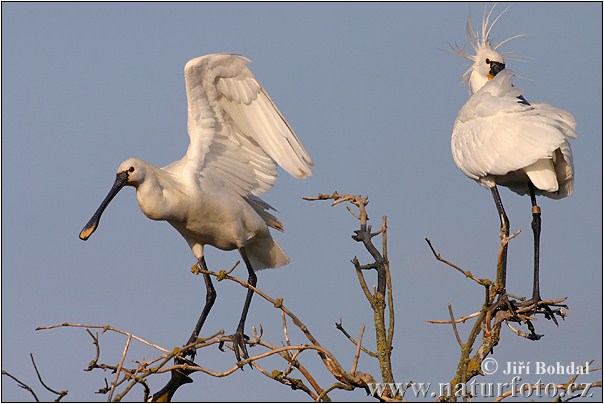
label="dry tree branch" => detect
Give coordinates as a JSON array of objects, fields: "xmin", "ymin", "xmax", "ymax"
[
  {"xmin": 426, "ymin": 311, "xmax": 480, "ymax": 324},
  {"xmin": 315, "ymin": 382, "xmax": 354, "ymax": 402},
  {"xmin": 193, "ymin": 266, "xmax": 379, "ymax": 395},
  {"xmin": 282, "ymin": 311, "xmax": 292, "ymax": 349},
  {"xmin": 29, "ymin": 353, "xmax": 68, "ymax": 402},
  {"xmin": 425, "ymin": 238, "xmax": 492, "ymax": 287},
  {"xmin": 305, "ymin": 192, "xmax": 397, "ymax": 395},
  {"xmin": 383, "ymin": 218, "xmax": 395, "ymax": 351},
  {"xmin": 163, "ymin": 344, "xmax": 334, "ymax": 378},
  {"xmin": 107, "ymin": 333, "xmax": 131, "ymax": 401},
  {"xmin": 426, "ymin": 221, "xmax": 578, "ymax": 401},
  {"xmin": 425, "ymin": 237, "xmax": 500, "ymax": 401},
  {"xmin": 2, "ymin": 354, "xmax": 69, "ymax": 402},
  {"xmin": 35, "ymin": 191, "xmax": 400, "ymax": 402},
  {"xmin": 350, "ymin": 324, "xmax": 365, "ymax": 375},
  {"xmin": 447, "ymin": 305, "xmax": 464, "ymax": 350},
  {"xmin": 335, "ymin": 317, "xmax": 378, "ymax": 358},
  {"xmin": 1, "ymin": 370, "xmax": 40, "ymax": 402},
  {"xmin": 253, "ymin": 339, "xmax": 323, "ymax": 399},
  {"xmin": 37, "ymin": 272, "xmax": 379, "ymax": 402},
  {"xmin": 38, "ymin": 322, "xmax": 330, "ymax": 401},
  {"xmin": 35, "ymin": 323, "xmax": 170, "ymax": 353}
]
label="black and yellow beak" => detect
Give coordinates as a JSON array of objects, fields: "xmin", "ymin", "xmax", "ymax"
[
  {"xmin": 488, "ymin": 61, "xmax": 506, "ymax": 80},
  {"xmin": 79, "ymin": 171, "xmax": 129, "ymax": 240}
]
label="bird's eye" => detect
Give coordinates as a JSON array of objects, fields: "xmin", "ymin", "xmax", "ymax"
[
  {"xmin": 129, "ymin": 167, "xmax": 135, "ymax": 173},
  {"xmin": 485, "ymin": 58, "xmax": 491, "ymax": 64}
]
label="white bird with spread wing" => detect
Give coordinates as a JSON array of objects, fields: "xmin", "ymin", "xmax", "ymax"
[
  {"xmin": 451, "ymin": 8, "xmax": 575, "ymax": 324},
  {"xmin": 79, "ymin": 54, "xmax": 313, "ymax": 382}
]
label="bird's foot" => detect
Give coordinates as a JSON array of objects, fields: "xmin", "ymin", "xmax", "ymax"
[
  {"xmin": 219, "ymin": 328, "xmax": 251, "ymax": 369},
  {"xmin": 180, "ymin": 346, "xmax": 198, "ymax": 363},
  {"xmin": 489, "ymin": 293, "xmax": 519, "ymax": 319},
  {"xmin": 515, "ymin": 295, "xmax": 566, "ymax": 326}
]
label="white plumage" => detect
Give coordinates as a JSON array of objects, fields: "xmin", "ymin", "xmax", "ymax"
[
  {"xmin": 80, "ymin": 53, "xmax": 313, "ymax": 270},
  {"xmin": 452, "ymin": 69, "xmax": 575, "ymax": 198},
  {"xmin": 80, "ymin": 53, "xmax": 313, "ymax": 372},
  {"xmin": 449, "ymin": 7, "xmax": 577, "ymax": 323},
  {"xmin": 451, "ymin": 9, "xmax": 576, "ymax": 199}
]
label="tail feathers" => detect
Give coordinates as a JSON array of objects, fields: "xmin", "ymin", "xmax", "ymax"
[
  {"xmin": 246, "ymin": 237, "xmax": 289, "ymax": 270},
  {"xmin": 523, "ymin": 159, "xmax": 558, "ymax": 193},
  {"xmin": 245, "ymin": 195, "xmax": 284, "ymax": 232}
]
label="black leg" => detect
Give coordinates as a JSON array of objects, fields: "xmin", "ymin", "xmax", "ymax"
[
  {"xmin": 488, "ymin": 186, "xmax": 521, "ymax": 316},
  {"xmin": 232, "ymin": 247, "xmax": 257, "ymax": 365},
  {"xmin": 151, "ymin": 257, "xmax": 216, "ymax": 402},
  {"xmin": 491, "ymin": 186, "xmax": 510, "ymax": 292},
  {"xmin": 519, "ymin": 183, "xmax": 561, "ymax": 326},
  {"xmin": 528, "ymin": 183, "xmax": 541, "ymax": 303},
  {"xmin": 187, "ymin": 257, "xmax": 217, "ymax": 349}
]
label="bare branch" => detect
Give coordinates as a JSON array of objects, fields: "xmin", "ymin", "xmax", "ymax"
[
  {"xmin": 1, "ymin": 370, "xmax": 40, "ymax": 402},
  {"xmin": 315, "ymin": 382, "xmax": 354, "ymax": 402},
  {"xmin": 36, "ymin": 324, "xmax": 170, "ymax": 353},
  {"xmin": 335, "ymin": 318, "xmax": 377, "ymax": 358},
  {"xmin": 383, "ymin": 216, "xmax": 395, "ymax": 350},
  {"xmin": 350, "ymin": 324, "xmax": 365, "ymax": 374},
  {"xmin": 425, "ymin": 238, "xmax": 492, "ymax": 287},
  {"xmin": 426, "ymin": 311, "xmax": 480, "ymax": 324},
  {"xmin": 108, "ymin": 333, "xmax": 132, "ymax": 401},
  {"xmin": 447, "ymin": 305, "xmax": 464, "ymax": 349},
  {"xmin": 351, "ymin": 257, "xmax": 373, "ymax": 302},
  {"xmin": 29, "ymin": 353, "xmax": 68, "ymax": 402},
  {"xmin": 281, "ymin": 311, "xmax": 292, "ymax": 357}
]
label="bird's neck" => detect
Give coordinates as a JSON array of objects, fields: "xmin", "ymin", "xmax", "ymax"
[
  {"xmin": 469, "ymin": 71, "xmax": 488, "ymax": 94},
  {"xmin": 136, "ymin": 169, "xmax": 185, "ymax": 222}
]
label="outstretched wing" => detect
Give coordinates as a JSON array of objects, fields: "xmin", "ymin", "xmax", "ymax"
[
  {"xmin": 452, "ymin": 70, "xmax": 575, "ymax": 182},
  {"xmin": 181, "ymin": 53, "xmax": 313, "ymax": 197}
]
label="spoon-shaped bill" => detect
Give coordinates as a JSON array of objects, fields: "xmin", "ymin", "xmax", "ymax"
[{"xmin": 79, "ymin": 171, "xmax": 129, "ymax": 240}]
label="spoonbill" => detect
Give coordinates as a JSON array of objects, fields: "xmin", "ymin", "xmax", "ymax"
[
  {"xmin": 450, "ymin": 8, "xmax": 575, "ymax": 321},
  {"xmin": 79, "ymin": 54, "xmax": 313, "ymax": 370}
]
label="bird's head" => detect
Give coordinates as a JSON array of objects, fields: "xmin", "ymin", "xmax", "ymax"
[
  {"xmin": 450, "ymin": 6, "xmax": 524, "ymax": 94},
  {"xmin": 79, "ymin": 158, "xmax": 147, "ymax": 241},
  {"xmin": 116, "ymin": 158, "xmax": 148, "ymax": 188},
  {"xmin": 470, "ymin": 50, "xmax": 506, "ymax": 92}
]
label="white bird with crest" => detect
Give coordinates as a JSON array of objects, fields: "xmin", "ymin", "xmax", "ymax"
[
  {"xmin": 79, "ymin": 54, "xmax": 313, "ymax": 389},
  {"xmin": 450, "ymin": 7, "xmax": 575, "ymax": 324}
]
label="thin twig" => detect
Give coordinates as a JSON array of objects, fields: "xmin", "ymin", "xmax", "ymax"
[
  {"xmin": 335, "ymin": 318, "xmax": 378, "ymax": 358},
  {"xmin": 29, "ymin": 353, "xmax": 68, "ymax": 401},
  {"xmin": 162, "ymin": 344, "xmax": 332, "ymax": 378},
  {"xmin": 383, "ymin": 217, "xmax": 395, "ymax": 350},
  {"xmin": 448, "ymin": 305, "xmax": 464, "ymax": 349},
  {"xmin": 254, "ymin": 357, "xmax": 318, "ymax": 400},
  {"xmin": 1, "ymin": 370, "xmax": 40, "ymax": 402},
  {"xmin": 255, "ymin": 340, "xmax": 324, "ymax": 398},
  {"xmin": 352, "ymin": 257, "xmax": 373, "ymax": 301},
  {"xmin": 108, "ymin": 333, "xmax": 132, "ymax": 401},
  {"xmin": 281, "ymin": 311, "xmax": 293, "ymax": 359},
  {"xmin": 315, "ymin": 382, "xmax": 354, "ymax": 402},
  {"xmin": 36, "ymin": 324, "xmax": 169, "ymax": 353},
  {"xmin": 425, "ymin": 238, "xmax": 492, "ymax": 287},
  {"xmin": 426, "ymin": 311, "xmax": 480, "ymax": 324},
  {"xmin": 351, "ymin": 324, "xmax": 365, "ymax": 374},
  {"xmin": 84, "ymin": 329, "xmax": 101, "ymax": 371},
  {"xmin": 284, "ymin": 349, "xmax": 303, "ymax": 376}
]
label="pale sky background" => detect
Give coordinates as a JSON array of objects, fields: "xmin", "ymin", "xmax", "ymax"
[{"xmin": 2, "ymin": 2, "xmax": 602, "ymax": 402}]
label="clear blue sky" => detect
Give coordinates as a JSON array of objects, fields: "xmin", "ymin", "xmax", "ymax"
[{"xmin": 2, "ymin": 2, "xmax": 602, "ymax": 402}]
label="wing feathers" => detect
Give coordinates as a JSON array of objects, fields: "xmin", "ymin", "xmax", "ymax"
[
  {"xmin": 452, "ymin": 70, "xmax": 575, "ymax": 197},
  {"xmin": 218, "ymin": 86, "xmax": 312, "ymax": 178},
  {"xmin": 183, "ymin": 54, "xmax": 312, "ymax": 199}
]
